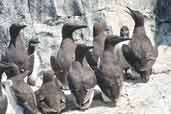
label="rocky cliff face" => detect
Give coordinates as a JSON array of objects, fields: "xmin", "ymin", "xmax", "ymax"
[
  {"xmin": 0, "ymin": 0, "xmax": 170, "ymax": 68},
  {"xmin": 0, "ymin": 0, "xmax": 171, "ymax": 114}
]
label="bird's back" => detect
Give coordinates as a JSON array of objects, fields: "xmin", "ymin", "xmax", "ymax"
[{"xmin": 130, "ymin": 32, "xmax": 158, "ymax": 69}]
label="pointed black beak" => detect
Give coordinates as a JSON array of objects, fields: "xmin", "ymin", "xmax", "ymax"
[
  {"xmin": 87, "ymin": 46, "xmax": 94, "ymax": 50},
  {"xmin": 125, "ymin": 7, "xmax": 136, "ymax": 19},
  {"xmin": 62, "ymin": 24, "xmax": 88, "ymax": 39},
  {"xmin": 63, "ymin": 24, "xmax": 87, "ymax": 31},
  {"xmin": 30, "ymin": 38, "xmax": 40, "ymax": 44},
  {"xmin": 19, "ymin": 25, "xmax": 27, "ymax": 29},
  {"xmin": 21, "ymin": 25, "xmax": 27, "ymax": 29},
  {"xmin": 112, "ymin": 37, "xmax": 132, "ymax": 45},
  {"xmin": 35, "ymin": 40, "xmax": 40, "ymax": 44},
  {"xmin": 72, "ymin": 25, "xmax": 88, "ymax": 31}
]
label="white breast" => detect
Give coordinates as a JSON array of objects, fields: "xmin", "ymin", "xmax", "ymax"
[{"xmin": 113, "ymin": 40, "xmax": 131, "ymax": 69}]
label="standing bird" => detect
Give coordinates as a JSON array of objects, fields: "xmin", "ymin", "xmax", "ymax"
[
  {"xmin": 86, "ymin": 21, "xmax": 110, "ymax": 70},
  {"xmin": 68, "ymin": 44, "xmax": 96, "ymax": 110},
  {"xmin": 122, "ymin": 7, "xmax": 158, "ymax": 82},
  {"xmin": 95, "ymin": 36, "xmax": 131, "ymax": 105},
  {"xmin": 2, "ymin": 63, "xmax": 40, "ymax": 114},
  {"xmin": 0, "ymin": 24, "xmax": 26, "ymax": 79},
  {"xmin": 50, "ymin": 23, "xmax": 87, "ymax": 89},
  {"xmin": 120, "ymin": 25, "xmax": 129, "ymax": 39},
  {"xmin": 35, "ymin": 70, "xmax": 66, "ymax": 114},
  {"xmin": 1, "ymin": 24, "xmax": 40, "ymax": 85},
  {"xmin": 1, "ymin": 24, "xmax": 27, "ymax": 71}
]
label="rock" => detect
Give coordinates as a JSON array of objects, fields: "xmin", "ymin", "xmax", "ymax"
[
  {"xmin": 0, "ymin": 0, "xmax": 161, "ymax": 69},
  {"xmin": 153, "ymin": 46, "xmax": 171, "ymax": 74}
]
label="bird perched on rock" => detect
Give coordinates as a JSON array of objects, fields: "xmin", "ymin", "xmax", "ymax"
[
  {"xmin": 50, "ymin": 23, "xmax": 87, "ymax": 89},
  {"xmin": 1, "ymin": 24, "xmax": 40, "ymax": 85},
  {"xmin": 35, "ymin": 70, "xmax": 66, "ymax": 114},
  {"xmin": 95, "ymin": 36, "xmax": 131, "ymax": 105},
  {"xmin": 68, "ymin": 44, "xmax": 96, "ymax": 110},
  {"xmin": 121, "ymin": 7, "xmax": 158, "ymax": 82}
]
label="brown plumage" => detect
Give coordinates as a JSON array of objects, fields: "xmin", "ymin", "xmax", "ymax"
[
  {"xmin": 50, "ymin": 23, "xmax": 87, "ymax": 89},
  {"xmin": 36, "ymin": 70, "xmax": 66, "ymax": 114},
  {"xmin": 122, "ymin": 7, "xmax": 158, "ymax": 82},
  {"xmin": 68, "ymin": 44, "xmax": 96, "ymax": 110},
  {"xmin": 95, "ymin": 36, "xmax": 131, "ymax": 105},
  {"xmin": 1, "ymin": 24, "xmax": 40, "ymax": 85},
  {"xmin": 86, "ymin": 20, "xmax": 110, "ymax": 70},
  {"xmin": 2, "ymin": 63, "xmax": 40, "ymax": 114}
]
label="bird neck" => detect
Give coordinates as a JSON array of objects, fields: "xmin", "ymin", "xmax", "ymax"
[
  {"xmin": 133, "ymin": 26, "xmax": 145, "ymax": 35},
  {"xmin": 135, "ymin": 22, "xmax": 144, "ymax": 27},
  {"xmin": 61, "ymin": 37, "xmax": 74, "ymax": 45},
  {"xmin": 104, "ymin": 44, "xmax": 114, "ymax": 51},
  {"xmin": 28, "ymin": 45, "xmax": 35, "ymax": 55},
  {"xmin": 9, "ymin": 36, "xmax": 17, "ymax": 47},
  {"xmin": 62, "ymin": 33, "xmax": 73, "ymax": 41},
  {"xmin": 9, "ymin": 34, "xmax": 24, "ymax": 49},
  {"xmin": 76, "ymin": 55, "xmax": 84, "ymax": 65},
  {"xmin": 9, "ymin": 30, "xmax": 21, "ymax": 47}
]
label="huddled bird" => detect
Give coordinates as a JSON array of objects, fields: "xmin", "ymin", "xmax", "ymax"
[
  {"xmin": 68, "ymin": 44, "xmax": 96, "ymax": 110},
  {"xmin": 1, "ymin": 62, "xmax": 40, "ymax": 114},
  {"xmin": 35, "ymin": 70, "xmax": 66, "ymax": 114}
]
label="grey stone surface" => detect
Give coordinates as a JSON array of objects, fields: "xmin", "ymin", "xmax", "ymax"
[{"xmin": 1, "ymin": 0, "xmax": 170, "ymax": 69}]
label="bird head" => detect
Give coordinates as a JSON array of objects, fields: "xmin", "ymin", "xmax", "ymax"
[
  {"xmin": 126, "ymin": 7, "xmax": 144, "ymax": 27},
  {"xmin": 120, "ymin": 25, "xmax": 129, "ymax": 39},
  {"xmin": 62, "ymin": 23, "xmax": 87, "ymax": 39},
  {"xmin": 9, "ymin": 23, "xmax": 26, "ymax": 47}
]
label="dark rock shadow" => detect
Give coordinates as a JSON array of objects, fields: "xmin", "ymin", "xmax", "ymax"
[{"xmin": 154, "ymin": 0, "xmax": 171, "ymax": 46}]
